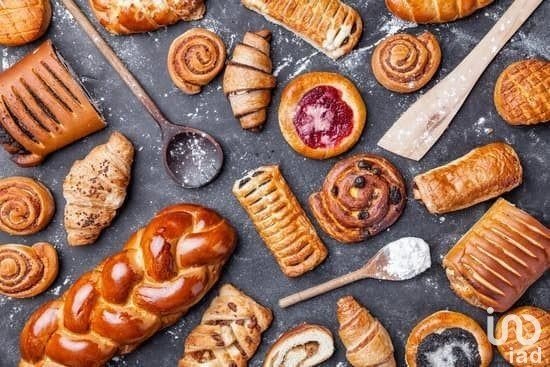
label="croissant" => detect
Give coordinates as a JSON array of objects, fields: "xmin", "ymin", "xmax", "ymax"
[
  {"xmin": 385, "ymin": 0, "xmax": 493, "ymax": 23},
  {"xmin": 178, "ymin": 284, "xmax": 272, "ymax": 366},
  {"xmin": 0, "ymin": 0, "xmax": 51, "ymax": 46},
  {"xmin": 20, "ymin": 203, "xmax": 237, "ymax": 366},
  {"xmin": 223, "ymin": 30, "xmax": 276, "ymax": 131},
  {"xmin": 63, "ymin": 132, "xmax": 134, "ymax": 246},
  {"xmin": 337, "ymin": 296, "xmax": 396, "ymax": 367}
]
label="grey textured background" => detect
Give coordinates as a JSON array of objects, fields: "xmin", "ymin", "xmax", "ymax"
[{"xmin": 0, "ymin": 0, "xmax": 549, "ymax": 366}]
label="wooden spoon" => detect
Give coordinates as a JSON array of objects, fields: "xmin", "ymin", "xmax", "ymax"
[
  {"xmin": 279, "ymin": 237, "xmax": 431, "ymax": 308},
  {"xmin": 377, "ymin": 0, "xmax": 544, "ymax": 161}
]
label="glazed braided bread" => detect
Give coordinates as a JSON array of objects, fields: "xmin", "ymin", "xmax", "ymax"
[{"xmin": 20, "ymin": 204, "xmax": 236, "ymax": 366}]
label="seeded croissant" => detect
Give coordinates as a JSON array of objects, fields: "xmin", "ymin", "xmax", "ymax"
[{"xmin": 63, "ymin": 132, "xmax": 134, "ymax": 246}]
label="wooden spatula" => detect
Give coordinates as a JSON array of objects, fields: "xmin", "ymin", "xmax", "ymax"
[{"xmin": 377, "ymin": 0, "xmax": 543, "ymax": 161}]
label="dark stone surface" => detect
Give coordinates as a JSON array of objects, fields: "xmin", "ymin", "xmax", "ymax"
[{"xmin": 0, "ymin": 0, "xmax": 548, "ymax": 366}]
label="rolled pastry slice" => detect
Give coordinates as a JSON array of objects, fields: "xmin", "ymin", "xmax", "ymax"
[
  {"xmin": 337, "ymin": 296, "xmax": 396, "ymax": 367},
  {"xmin": 0, "ymin": 0, "xmax": 51, "ymax": 46},
  {"xmin": 309, "ymin": 154, "xmax": 406, "ymax": 243},
  {"xmin": 264, "ymin": 324, "xmax": 334, "ymax": 367},
  {"xmin": 494, "ymin": 59, "xmax": 550, "ymax": 125},
  {"xmin": 0, "ymin": 242, "xmax": 58, "ymax": 298},
  {"xmin": 233, "ymin": 165, "xmax": 327, "ymax": 277},
  {"xmin": 167, "ymin": 28, "xmax": 226, "ymax": 95},
  {"xmin": 413, "ymin": 142, "xmax": 522, "ymax": 214},
  {"xmin": 0, "ymin": 177, "xmax": 55, "ymax": 236},
  {"xmin": 385, "ymin": 0, "xmax": 494, "ymax": 23},
  {"xmin": 223, "ymin": 29, "xmax": 276, "ymax": 130},
  {"xmin": 372, "ymin": 32, "xmax": 441, "ymax": 93},
  {"xmin": 443, "ymin": 198, "xmax": 550, "ymax": 312}
]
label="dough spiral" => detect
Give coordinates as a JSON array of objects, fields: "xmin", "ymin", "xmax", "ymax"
[
  {"xmin": 168, "ymin": 28, "xmax": 226, "ymax": 95},
  {"xmin": 309, "ymin": 154, "xmax": 406, "ymax": 243},
  {"xmin": 0, "ymin": 177, "xmax": 55, "ymax": 236},
  {"xmin": 372, "ymin": 32, "xmax": 441, "ymax": 93}
]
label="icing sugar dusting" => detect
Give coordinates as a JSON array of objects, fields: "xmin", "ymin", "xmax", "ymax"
[{"xmin": 381, "ymin": 237, "xmax": 431, "ymax": 279}]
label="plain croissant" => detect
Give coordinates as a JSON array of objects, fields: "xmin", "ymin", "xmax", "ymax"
[
  {"xmin": 63, "ymin": 132, "xmax": 134, "ymax": 246},
  {"xmin": 385, "ymin": 0, "xmax": 493, "ymax": 23}
]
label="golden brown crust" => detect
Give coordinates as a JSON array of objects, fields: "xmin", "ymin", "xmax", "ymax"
[
  {"xmin": 0, "ymin": 0, "xmax": 51, "ymax": 46},
  {"xmin": 241, "ymin": 0, "xmax": 362, "ymax": 59},
  {"xmin": 494, "ymin": 59, "xmax": 550, "ymax": 125},
  {"xmin": 0, "ymin": 41, "xmax": 106, "ymax": 167},
  {"xmin": 0, "ymin": 177, "xmax": 55, "ymax": 236},
  {"xmin": 385, "ymin": 0, "xmax": 494, "ymax": 23},
  {"xmin": 168, "ymin": 28, "xmax": 226, "ymax": 95},
  {"xmin": 63, "ymin": 132, "xmax": 134, "ymax": 246},
  {"xmin": 309, "ymin": 154, "xmax": 406, "ymax": 243},
  {"xmin": 405, "ymin": 310, "xmax": 493, "ymax": 367},
  {"xmin": 179, "ymin": 284, "xmax": 272, "ymax": 367},
  {"xmin": 89, "ymin": 0, "xmax": 205, "ymax": 35},
  {"xmin": 0, "ymin": 242, "xmax": 58, "ymax": 298},
  {"xmin": 279, "ymin": 72, "xmax": 367, "ymax": 159},
  {"xmin": 337, "ymin": 296, "xmax": 396, "ymax": 367},
  {"xmin": 443, "ymin": 199, "xmax": 550, "ymax": 313},
  {"xmin": 413, "ymin": 142, "xmax": 523, "ymax": 214},
  {"xmin": 233, "ymin": 165, "xmax": 327, "ymax": 277},
  {"xmin": 495, "ymin": 306, "xmax": 550, "ymax": 367},
  {"xmin": 19, "ymin": 204, "xmax": 237, "ymax": 366},
  {"xmin": 372, "ymin": 32, "xmax": 441, "ymax": 93}
]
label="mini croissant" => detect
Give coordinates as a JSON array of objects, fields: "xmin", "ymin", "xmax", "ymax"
[{"xmin": 63, "ymin": 132, "xmax": 134, "ymax": 246}]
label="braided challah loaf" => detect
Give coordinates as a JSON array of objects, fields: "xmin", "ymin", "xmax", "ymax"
[{"xmin": 19, "ymin": 203, "xmax": 236, "ymax": 366}]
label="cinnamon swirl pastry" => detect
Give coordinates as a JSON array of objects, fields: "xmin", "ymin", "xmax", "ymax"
[
  {"xmin": 309, "ymin": 154, "xmax": 406, "ymax": 243},
  {"xmin": 168, "ymin": 28, "xmax": 226, "ymax": 95},
  {"xmin": 0, "ymin": 242, "xmax": 58, "ymax": 298},
  {"xmin": 372, "ymin": 32, "xmax": 441, "ymax": 93},
  {"xmin": 0, "ymin": 177, "xmax": 55, "ymax": 236}
]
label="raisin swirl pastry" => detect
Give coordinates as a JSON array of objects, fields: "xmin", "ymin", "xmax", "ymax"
[
  {"xmin": 0, "ymin": 242, "xmax": 58, "ymax": 298},
  {"xmin": 168, "ymin": 28, "xmax": 226, "ymax": 95},
  {"xmin": 309, "ymin": 154, "xmax": 406, "ymax": 243},
  {"xmin": 0, "ymin": 177, "xmax": 55, "ymax": 236},
  {"xmin": 372, "ymin": 32, "xmax": 441, "ymax": 93}
]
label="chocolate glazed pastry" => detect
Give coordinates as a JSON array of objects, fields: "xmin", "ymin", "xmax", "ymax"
[{"xmin": 309, "ymin": 154, "xmax": 406, "ymax": 243}]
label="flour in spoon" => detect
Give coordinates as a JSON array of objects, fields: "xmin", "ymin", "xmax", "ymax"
[{"xmin": 382, "ymin": 237, "xmax": 431, "ymax": 279}]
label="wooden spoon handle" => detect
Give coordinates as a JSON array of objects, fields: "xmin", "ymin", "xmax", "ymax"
[{"xmin": 279, "ymin": 269, "xmax": 365, "ymax": 308}]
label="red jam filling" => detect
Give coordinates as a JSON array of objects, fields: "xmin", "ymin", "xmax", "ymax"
[{"xmin": 293, "ymin": 85, "xmax": 354, "ymax": 149}]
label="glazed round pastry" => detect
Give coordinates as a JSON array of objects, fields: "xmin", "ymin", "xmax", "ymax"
[
  {"xmin": 406, "ymin": 311, "xmax": 493, "ymax": 367},
  {"xmin": 309, "ymin": 154, "xmax": 406, "ymax": 243},
  {"xmin": 0, "ymin": 0, "xmax": 52, "ymax": 46},
  {"xmin": 0, "ymin": 242, "xmax": 58, "ymax": 298},
  {"xmin": 372, "ymin": 32, "xmax": 441, "ymax": 93},
  {"xmin": 279, "ymin": 72, "xmax": 366, "ymax": 159},
  {"xmin": 494, "ymin": 59, "xmax": 550, "ymax": 125},
  {"xmin": 167, "ymin": 28, "xmax": 226, "ymax": 95},
  {"xmin": 495, "ymin": 306, "xmax": 550, "ymax": 367},
  {"xmin": 0, "ymin": 177, "xmax": 55, "ymax": 236}
]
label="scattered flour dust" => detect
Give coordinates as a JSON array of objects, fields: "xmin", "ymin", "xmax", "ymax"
[
  {"xmin": 379, "ymin": 16, "xmax": 417, "ymax": 36},
  {"xmin": 382, "ymin": 237, "xmax": 431, "ymax": 279}
]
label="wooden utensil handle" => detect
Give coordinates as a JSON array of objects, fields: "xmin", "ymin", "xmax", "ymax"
[
  {"xmin": 60, "ymin": 0, "xmax": 170, "ymax": 127},
  {"xmin": 279, "ymin": 269, "xmax": 365, "ymax": 308}
]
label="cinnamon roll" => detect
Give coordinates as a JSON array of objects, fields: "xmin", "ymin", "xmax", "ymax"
[
  {"xmin": 309, "ymin": 154, "xmax": 406, "ymax": 243},
  {"xmin": 0, "ymin": 242, "xmax": 58, "ymax": 298},
  {"xmin": 167, "ymin": 28, "xmax": 226, "ymax": 95},
  {"xmin": 372, "ymin": 32, "xmax": 441, "ymax": 93},
  {"xmin": 0, "ymin": 177, "xmax": 55, "ymax": 236}
]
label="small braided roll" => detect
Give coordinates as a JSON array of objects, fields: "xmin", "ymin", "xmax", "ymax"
[
  {"xmin": 0, "ymin": 177, "xmax": 55, "ymax": 236},
  {"xmin": 372, "ymin": 32, "xmax": 441, "ymax": 93},
  {"xmin": 168, "ymin": 28, "xmax": 227, "ymax": 95},
  {"xmin": 0, "ymin": 242, "xmax": 58, "ymax": 298}
]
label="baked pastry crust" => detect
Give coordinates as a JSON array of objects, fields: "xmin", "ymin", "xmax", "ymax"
[
  {"xmin": 372, "ymin": 32, "xmax": 441, "ymax": 93},
  {"xmin": 279, "ymin": 72, "xmax": 366, "ymax": 160},
  {"xmin": 494, "ymin": 59, "xmax": 550, "ymax": 125},
  {"xmin": 405, "ymin": 310, "xmax": 493, "ymax": 367},
  {"xmin": 0, "ymin": 0, "xmax": 51, "ymax": 46},
  {"xmin": 0, "ymin": 242, "xmax": 58, "ymax": 298},
  {"xmin": 0, "ymin": 177, "xmax": 55, "ymax": 236},
  {"xmin": 89, "ymin": 0, "xmax": 205, "ymax": 35},
  {"xmin": 233, "ymin": 165, "xmax": 327, "ymax": 277},
  {"xmin": 413, "ymin": 142, "xmax": 522, "ymax": 214},
  {"xmin": 241, "ymin": 0, "xmax": 362, "ymax": 59},
  {"xmin": 385, "ymin": 0, "xmax": 494, "ymax": 23},
  {"xmin": 309, "ymin": 154, "xmax": 406, "ymax": 243},
  {"xmin": 179, "ymin": 284, "xmax": 272, "ymax": 367},
  {"xmin": 443, "ymin": 198, "xmax": 550, "ymax": 312}
]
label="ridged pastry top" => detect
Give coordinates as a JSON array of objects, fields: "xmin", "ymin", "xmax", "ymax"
[
  {"xmin": 385, "ymin": 0, "xmax": 494, "ymax": 23},
  {"xmin": 0, "ymin": 0, "xmax": 52, "ymax": 46}
]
